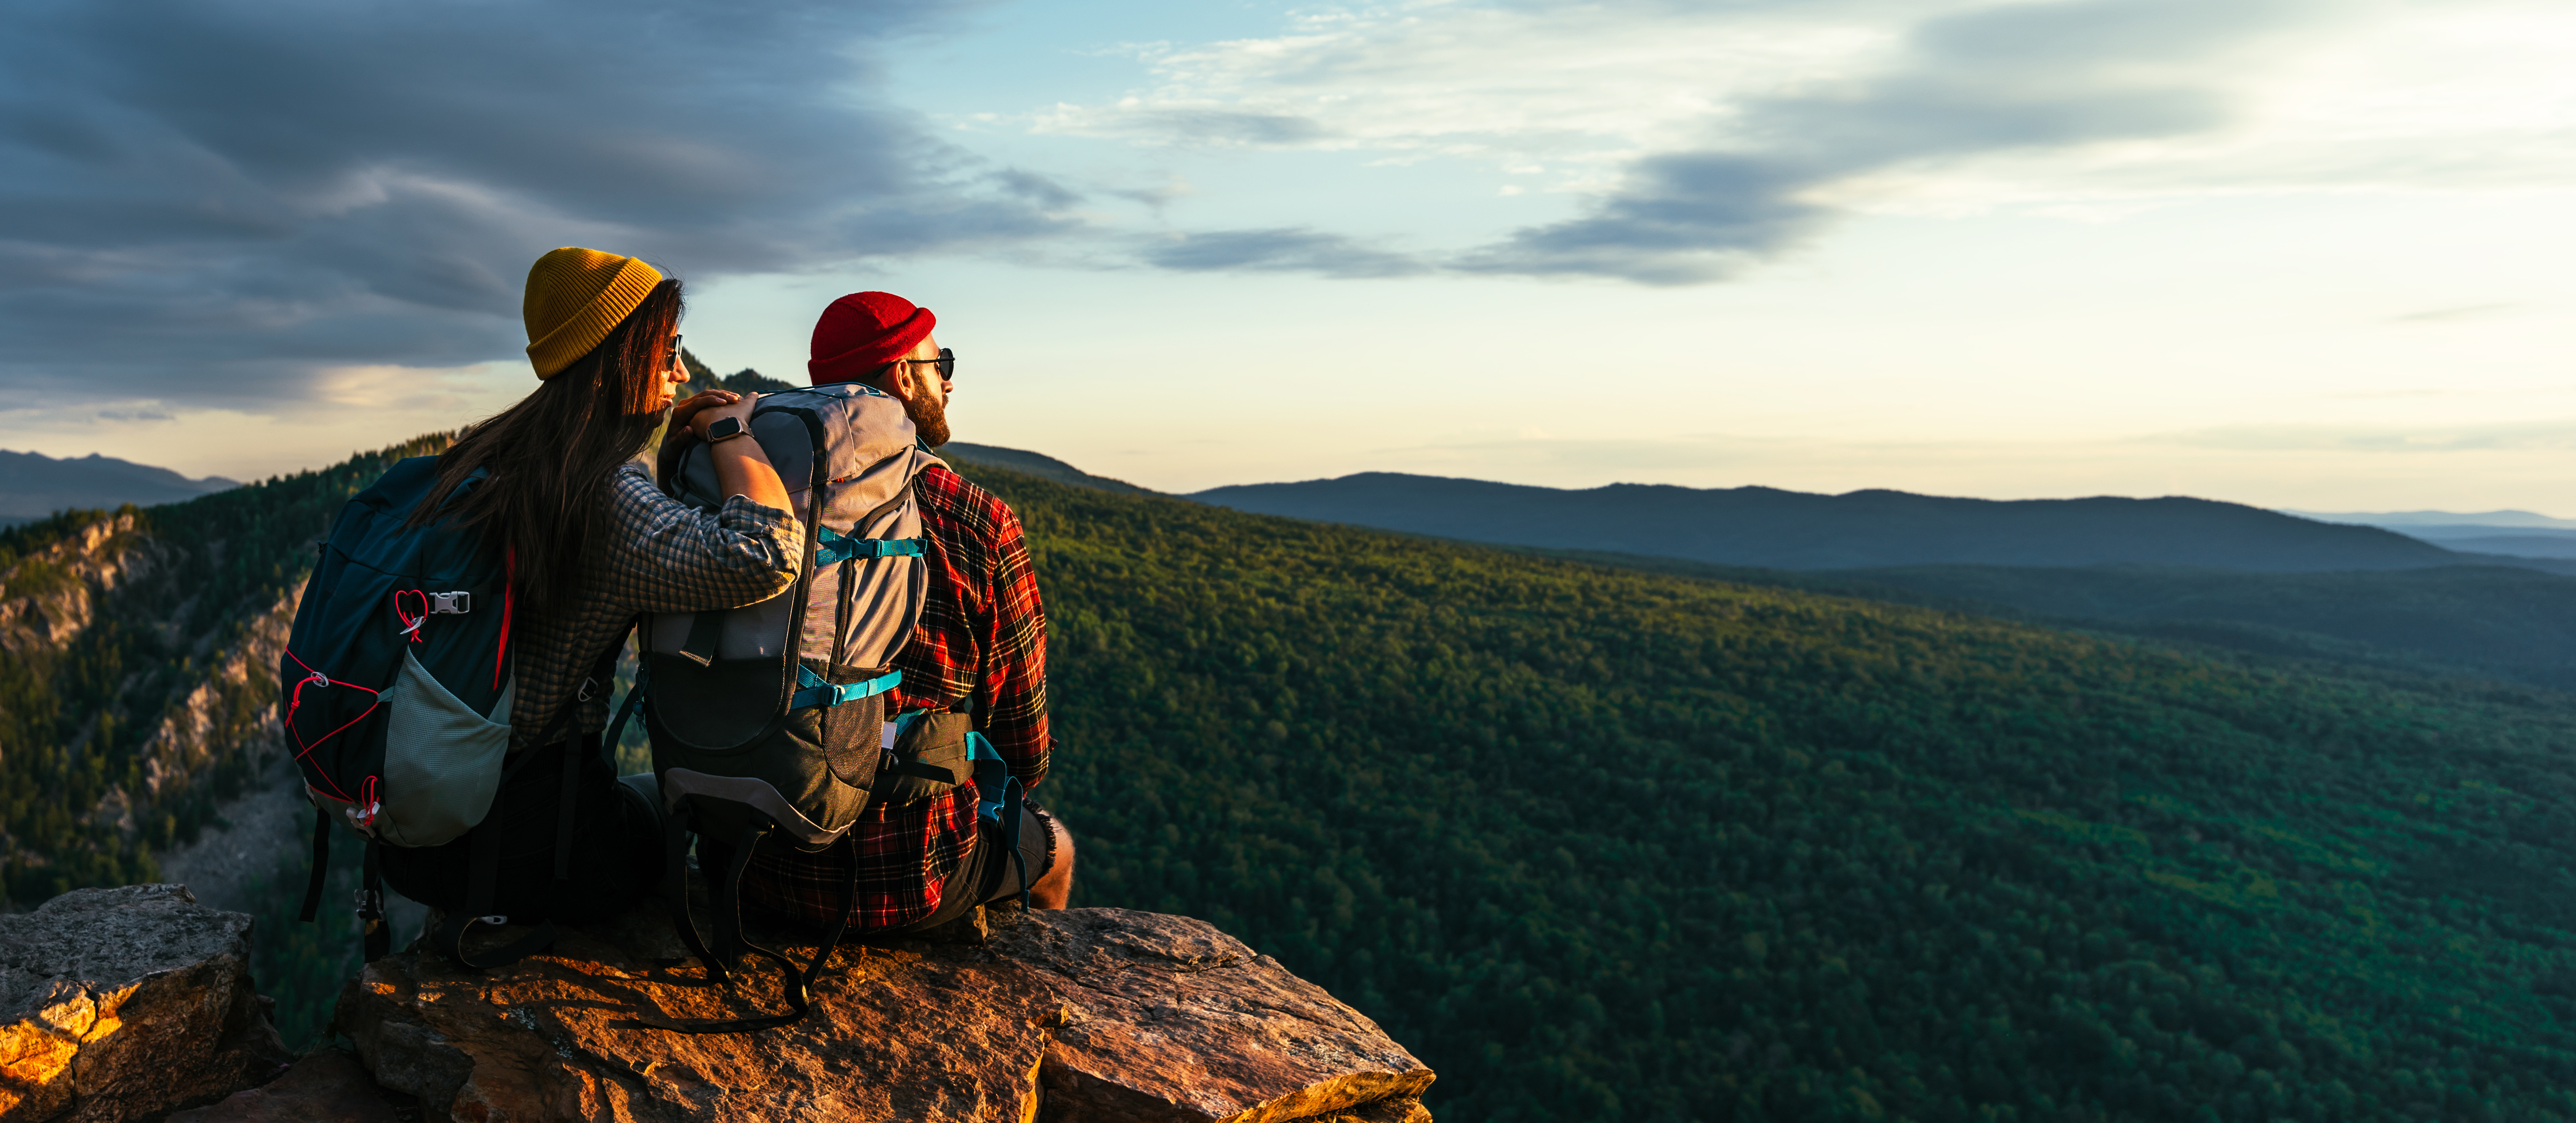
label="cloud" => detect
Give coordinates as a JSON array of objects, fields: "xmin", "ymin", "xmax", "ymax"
[
  {"xmin": 94, "ymin": 404, "xmax": 176, "ymax": 423},
  {"xmin": 0, "ymin": 0, "xmax": 1073, "ymax": 407},
  {"xmin": 1029, "ymin": 0, "xmax": 2573, "ymax": 284},
  {"xmin": 1141, "ymin": 228, "xmax": 1429, "ymax": 278},
  {"xmin": 1452, "ymin": 153, "xmax": 1830, "ymax": 284},
  {"xmin": 2156, "ymin": 420, "xmax": 2576, "ymax": 453},
  {"xmin": 1463, "ymin": 0, "xmax": 2316, "ymax": 282},
  {"xmin": 2385, "ymin": 303, "xmax": 2517, "ymax": 324},
  {"xmin": 1127, "ymin": 111, "xmax": 1333, "ymax": 147}
]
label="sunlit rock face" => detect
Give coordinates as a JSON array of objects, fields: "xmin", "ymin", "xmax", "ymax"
[
  {"xmin": 336, "ymin": 905, "xmax": 1436, "ymax": 1123},
  {"xmin": 0, "ymin": 885, "xmax": 292, "ymax": 1122},
  {"xmin": 2, "ymin": 884, "xmax": 1434, "ymax": 1122}
]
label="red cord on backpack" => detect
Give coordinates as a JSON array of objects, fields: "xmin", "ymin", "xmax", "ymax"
[
  {"xmin": 283, "ymin": 648, "xmax": 379, "ymax": 804},
  {"xmin": 392, "ymin": 589, "xmax": 429, "ymax": 644},
  {"xmin": 495, "ymin": 548, "xmax": 514, "ymax": 691}
]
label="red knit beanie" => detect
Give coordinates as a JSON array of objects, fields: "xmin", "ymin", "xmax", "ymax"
[{"xmin": 809, "ymin": 291, "xmax": 935, "ymax": 385}]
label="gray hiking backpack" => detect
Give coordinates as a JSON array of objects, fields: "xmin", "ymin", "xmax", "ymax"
[{"xmin": 609, "ymin": 381, "xmax": 1023, "ymax": 1033}]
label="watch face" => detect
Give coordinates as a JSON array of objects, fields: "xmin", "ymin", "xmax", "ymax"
[{"xmin": 709, "ymin": 416, "xmax": 743, "ymax": 440}]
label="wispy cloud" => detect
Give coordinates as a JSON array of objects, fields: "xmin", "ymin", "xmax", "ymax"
[
  {"xmin": 2385, "ymin": 303, "xmax": 2518, "ymax": 324},
  {"xmin": 1141, "ymin": 228, "xmax": 1430, "ymax": 277},
  {"xmin": 2155, "ymin": 420, "xmax": 2576, "ymax": 453},
  {"xmin": 1464, "ymin": 0, "xmax": 2314, "ymax": 281}
]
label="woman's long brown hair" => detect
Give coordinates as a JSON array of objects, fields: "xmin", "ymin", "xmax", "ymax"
[{"xmin": 409, "ymin": 278, "xmax": 682, "ymax": 618}]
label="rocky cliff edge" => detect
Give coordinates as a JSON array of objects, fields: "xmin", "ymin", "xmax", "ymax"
[
  {"xmin": 0, "ymin": 886, "xmax": 292, "ymax": 1122},
  {"xmin": 1, "ymin": 885, "xmax": 1435, "ymax": 1123}
]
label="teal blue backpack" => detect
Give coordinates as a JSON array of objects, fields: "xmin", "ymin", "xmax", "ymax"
[{"xmin": 281, "ymin": 456, "xmax": 614, "ymax": 967}]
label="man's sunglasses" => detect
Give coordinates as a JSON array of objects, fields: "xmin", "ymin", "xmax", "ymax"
[{"xmin": 897, "ymin": 348, "xmax": 955, "ymax": 381}]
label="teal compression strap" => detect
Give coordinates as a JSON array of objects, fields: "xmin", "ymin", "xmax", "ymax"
[
  {"xmin": 813, "ymin": 526, "xmax": 924, "ymax": 565},
  {"xmin": 967, "ymin": 732, "xmax": 1006, "ymax": 824},
  {"xmin": 791, "ymin": 664, "xmax": 902, "ymax": 710},
  {"xmin": 959, "ymin": 731, "xmax": 1031, "ymax": 910}
]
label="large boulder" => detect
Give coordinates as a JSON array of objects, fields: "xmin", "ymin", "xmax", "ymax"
[
  {"xmin": 337, "ymin": 905, "xmax": 1434, "ymax": 1122},
  {"xmin": 0, "ymin": 885, "xmax": 292, "ymax": 1122}
]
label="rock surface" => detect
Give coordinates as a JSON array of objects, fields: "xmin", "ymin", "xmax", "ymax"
[
  {"xmin": 165, "ymin": 1051, "xmax": 401, "ymax": 1123},
  {"xmin": 0, "ymin": 885, "xmax": 292, "ymax": 1123},
  {"xmin": 338, "ymin": 905, "xmax": 1434, "ymax": 1122}
]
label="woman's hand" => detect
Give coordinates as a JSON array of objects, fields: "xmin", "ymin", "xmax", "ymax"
[
  {"xmin": 689, "ymin": 391, "xmax": 759, "ymax": 441},
  {"xmin": 667, "ymin": 390, "xmax": 742, "ymax": 440}
]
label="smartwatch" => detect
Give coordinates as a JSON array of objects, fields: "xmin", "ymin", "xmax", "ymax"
[{"xmin": 705, "ymin": 416, "xmax": 749, "ymax": 444}]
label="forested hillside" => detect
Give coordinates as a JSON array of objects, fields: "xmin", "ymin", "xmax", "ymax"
[
  {"xmin": 1513, "ymin": 550, "xmax": 2576, "ymax": 695},
  {"xmin": 0, "ymin": 436, "xmax": 448, "ymax": 901},
  {"xmin": 1005, "ymin": 465, "xmax": 2576, "ymax": 1122},
  {"xmin": 11, "ymin": 439, "xmax": 2576, "ymax": 1120}
]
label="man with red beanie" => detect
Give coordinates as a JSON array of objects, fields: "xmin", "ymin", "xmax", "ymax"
[{"xmin": 742, "ymin": 291, "xmax": 1074, "ymax": 933}]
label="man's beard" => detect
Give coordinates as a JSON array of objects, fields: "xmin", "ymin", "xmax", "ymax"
[{"xmin": 906, "ymin": 392, "xmax": 951, "ymax": 447}]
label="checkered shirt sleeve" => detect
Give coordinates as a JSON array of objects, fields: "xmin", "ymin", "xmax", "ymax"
[
  {"xmin": 741, "ymin": 462, "xmax": 1054, "ymax": 930},
  {"xmin": 507, "ymin": 463, "xmax": 803, "ymax": 748},
  {"xmin": 595, "ymin": 465, "xmax": 805, "ymax": 614}
]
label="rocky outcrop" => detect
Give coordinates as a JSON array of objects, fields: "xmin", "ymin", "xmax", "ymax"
[
  {"xmin": 134, "ymin": 589, "xmax": 298, "ymax": 804},
  {"xmin": 338, "ymin": 904, "xmax": 1435, "ymax": 1122},
  {"xmin": 0, "ymin": 885, "xmax": 292, "ymax": 1122},
  {"xmin": 0, "ymin": 508, "xmax": 299, "ymax": 882},
  {"xmin": 0, "ymin": 884, "xmax": 1434, "ymax": 1122},
  {"xmin": 0, "ymin": 514, "xmax": 151, "ymax": 656}
]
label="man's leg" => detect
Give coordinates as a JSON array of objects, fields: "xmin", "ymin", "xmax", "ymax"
[{"xmin": 1031, "ymin": 813, "xmax": 1076, "ymax": 910}]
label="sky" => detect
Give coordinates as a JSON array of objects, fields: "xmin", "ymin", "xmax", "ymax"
[{"xmin": 1, "ymin": 0, "xmax": 2571, "ymax": 511}]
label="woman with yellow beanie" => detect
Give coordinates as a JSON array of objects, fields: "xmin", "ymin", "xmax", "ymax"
[{"xmin": 386, "ymin": 248, "xmax": 804, "ymax": 959}]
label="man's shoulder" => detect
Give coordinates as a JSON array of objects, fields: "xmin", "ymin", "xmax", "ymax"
[{"xmin": 918, "ymin": 460, "xmax": 1025, "ymax": 540}]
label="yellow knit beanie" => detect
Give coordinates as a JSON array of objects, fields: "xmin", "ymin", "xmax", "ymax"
[{"xmin": 521, "ymin": 247, "xmax": 665, "ymax": 378}]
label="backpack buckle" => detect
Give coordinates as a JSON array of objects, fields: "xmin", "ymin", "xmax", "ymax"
[
  {"xmin": 428, "ymin": 591, "xmax": 471, "ymax": 614},
  {"xmin": 578, "ymin": 676, "xmax": 600, "ymax": 702},
  {"xmin": 354, "ymin": 888, "xmax": 383, "ymax": 919}
]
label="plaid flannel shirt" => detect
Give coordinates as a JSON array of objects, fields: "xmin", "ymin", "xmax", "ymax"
[
  {"xmin": 742, "ymin": 461, "xmax": 1053, "ymax": 930},
  {"xmin": 507, "ymin": 463, "xmax": 803, "ymax": 747}
]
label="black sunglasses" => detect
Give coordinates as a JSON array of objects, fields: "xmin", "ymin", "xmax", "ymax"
[
  {"xmin": 896, "ymin": 347, "xmax": 955, "ymax": 381},
  {"xmin": 666, "ymin": 334, "xmax": 685, "ymax": 370}
]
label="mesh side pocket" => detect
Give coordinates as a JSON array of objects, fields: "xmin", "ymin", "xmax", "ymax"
[
  {"xmin": 378, "ymin": 650, "xmax": 513, "ymax": 847},
  {"xmin": 815, "ymin": 675, "xmax": 885, "ymax": 789}
]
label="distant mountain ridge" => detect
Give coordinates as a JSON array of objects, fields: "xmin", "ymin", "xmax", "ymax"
[
  {"xmin": 1192, "ymin": 472, "xmax": 2483, "ymax": 573},
  {"xmin": 0, "ymin": 449, "xmax": 236, "ymax": 523},
  {"xmin": 2284, "ymin": 508, "xmax": 2576, "ymax": 559},
  {"xmin": 2289, "ymin": 507, "xmax": 2576, "ymax": 529},
  {"xmin": 941, "ymin": 444, "xmax": 1152, "ymax": 495}
]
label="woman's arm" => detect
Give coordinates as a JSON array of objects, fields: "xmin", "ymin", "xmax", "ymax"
[
  {"xmin": 705, "ymin": 436, "xmax": 792, "ymax": 512},
  {"xmin": 685, "ymin": 393, "xmax": 792, "ymax": 511},
  {"xmin": 597, "ymin": 463, "xmax": 805, "ymax": 615}
]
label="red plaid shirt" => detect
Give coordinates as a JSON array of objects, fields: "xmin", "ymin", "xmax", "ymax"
[{"xmin": 741, "ymin": 461, "xmax": 1051, "ymax": 929}]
